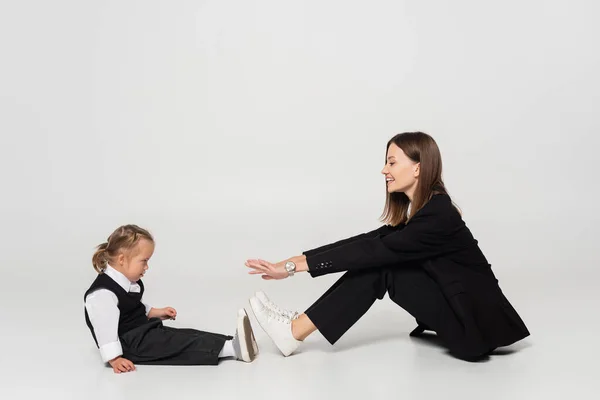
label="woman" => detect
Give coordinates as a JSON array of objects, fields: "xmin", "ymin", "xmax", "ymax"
[{"xmin": 245, "ymin": 132, "xmax": 530, "ymax": 361}]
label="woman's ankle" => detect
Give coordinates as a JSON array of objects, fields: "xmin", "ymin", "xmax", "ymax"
[
  {"xmin": 291, "ymin": 314, "xmax": 315, "ymax": 341},
  {"xmin": 291, "ymin": 319, "xmax": 301, "ymax": 341}
]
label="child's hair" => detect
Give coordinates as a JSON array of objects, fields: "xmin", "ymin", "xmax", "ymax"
[{"xmin": 92, "ymin": 224, "xmax": 154, "ymax": 273}]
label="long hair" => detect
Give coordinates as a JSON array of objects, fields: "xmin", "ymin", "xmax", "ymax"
[
  {"xmin": 380, "ymin": 132, "xmax": 450, "ymax": 226},
  {"xmin": 92, "ymin": 224, "xmax": 154, "ymax": 273}
]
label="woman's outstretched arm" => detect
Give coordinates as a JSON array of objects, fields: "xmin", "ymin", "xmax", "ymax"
[
  {"xmin": 302, "ymin": 224, "xmax": 399, "ymax": 258},
  {"xmin": 247, "ymin": 225, "xmax": 401, "ymax": 279},
  {"xmin": 305, "ymin": 195, "xmax": 467, "ymax": 277},
  {"xmin": 246, "ymin": 195, "xmax": 466, "ymax": 280}
]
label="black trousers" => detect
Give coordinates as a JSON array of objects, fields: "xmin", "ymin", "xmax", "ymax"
[
  {"xmin": 305, "ymin": 264, "xmax": 461, "ymax": 347},
  {"xmin": 119, "ymin": 319, "xmax": 232, "ymax": 366}
]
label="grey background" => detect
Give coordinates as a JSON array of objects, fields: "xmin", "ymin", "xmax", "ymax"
[{"xmin": 0, "ymin": 0, "xmax": 598, "ymax": 399}]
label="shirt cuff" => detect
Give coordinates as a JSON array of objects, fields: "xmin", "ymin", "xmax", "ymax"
[{"xmin": 99, "ymin": 340, "xmax": 123, "ymax": 363}]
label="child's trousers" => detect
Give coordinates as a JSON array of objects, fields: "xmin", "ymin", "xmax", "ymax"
[{"xmin": 119, "ymin": 318, "xmax": 232, "ymax": 366}]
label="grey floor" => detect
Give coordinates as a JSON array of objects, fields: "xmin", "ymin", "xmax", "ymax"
[{"xmin": 3, "ymin": 265, "xmax": 598, "ymax": 399}]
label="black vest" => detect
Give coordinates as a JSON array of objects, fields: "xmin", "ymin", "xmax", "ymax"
[{"xmin": 84, "ymin": 273, "xmax": 149, "ymax": 347}]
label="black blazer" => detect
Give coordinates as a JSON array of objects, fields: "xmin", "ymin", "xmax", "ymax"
[{"xmin": 302, "ymin": 194, "xmax": 530, "ymax": 358}]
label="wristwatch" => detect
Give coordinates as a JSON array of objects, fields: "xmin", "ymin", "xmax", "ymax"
[{"xmin": 284, "ymin": 261, "xmax": 296, "ymax": 277}]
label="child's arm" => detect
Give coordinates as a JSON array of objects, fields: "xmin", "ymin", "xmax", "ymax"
[
  {"xmin": 142, "ymin": 299, "xmax": 152, "ymax": 317},
  {"xmin": 140, "ymin": 296, "xmax": 176, "ymax": 320},
  {"xmin": 85, "ymin": 289, "xmax": 136, "ymax": 373},
  {"xmin": 148, "ymin": 307, "xmax": 177, "ymax": 320}
]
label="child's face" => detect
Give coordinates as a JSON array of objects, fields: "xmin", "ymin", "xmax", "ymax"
[{"xmin": 116, "ymin": 239, "xmax": 155, "ymax": 282}]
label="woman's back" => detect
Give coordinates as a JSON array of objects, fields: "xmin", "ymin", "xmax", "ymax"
[{"xmin": 428, "ymin": 194, "xmax": 497, "ymax": 279}]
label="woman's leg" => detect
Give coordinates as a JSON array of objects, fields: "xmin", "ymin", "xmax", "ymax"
[
  {"xmin": 252, "ymin": 264, "xmax": 456, "ymax": 356},
  {"xmin": 292, "ymin": 264, "xmax": 455, "ymax": 344},
  {"xmin": 291, "ymin": 314, "xmax": 316, "ymax": 341},
  {"xmin": 249, "ymin": 268, "xmax": 386, "ymax": 356},
  {"xmin": 386, "ymin": 265, "xmax": 450, "ymax": 332},
  {"xmin": 298, "ymin": 267, "xmax": 388, "ymax": 344}
]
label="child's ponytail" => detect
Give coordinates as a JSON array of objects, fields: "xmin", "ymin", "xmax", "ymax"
[{"xmin": 92, "ymin": 242, "xmax": 109, "ymax": 273}]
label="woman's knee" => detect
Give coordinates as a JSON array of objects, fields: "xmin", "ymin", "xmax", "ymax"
[{"xmin": 342, "ymin": 268, "xmax": 388, "ymax": 299}]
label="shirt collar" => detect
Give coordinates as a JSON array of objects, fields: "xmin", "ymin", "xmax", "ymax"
[{"xmin": 104, "ymin": 264, "xmax": 139, "ymax": 292}]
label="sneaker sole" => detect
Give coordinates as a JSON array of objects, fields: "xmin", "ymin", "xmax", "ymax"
[
  {"xmin": 243, "ymin": 308, "xmax": 259, "ymax": 357},
  {"xmin": 237, "ymin": 310, "xmax": 257, "ymax": 362}
]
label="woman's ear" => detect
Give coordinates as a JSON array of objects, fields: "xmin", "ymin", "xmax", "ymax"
[{"xmin": 414, "ymin": 162, "xmax": 420, "ymax": 178}]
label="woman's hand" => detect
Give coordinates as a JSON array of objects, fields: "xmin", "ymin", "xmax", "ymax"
[
  {"xmin": 245, "ymin": 259, "xmax": 290, "ymax": 280},
  {"xmin": 245, "ymin": 256, "xmax": 309, "ymax": 280}
]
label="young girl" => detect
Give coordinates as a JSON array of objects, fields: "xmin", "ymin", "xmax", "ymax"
[
  {"xmin": 85, "ymin": 224, "xmax": 258, "ymax": 373},
  {"xmin": 245, "ymin": 131, "xmax": 530, "ymax": 361}
]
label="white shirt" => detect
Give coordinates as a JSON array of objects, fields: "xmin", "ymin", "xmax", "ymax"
[{"xmin": 85, "ymin": 265, "xmax": 152, "ymax": 362}]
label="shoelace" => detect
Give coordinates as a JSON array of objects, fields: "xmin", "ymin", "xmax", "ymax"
[
  {"xmin": 266, "ymin": 308, "xmax": 292, "ymax": 324},
  {"xmin": 263, "ymin": 299, "xmax": 298, "ymax": 319}
]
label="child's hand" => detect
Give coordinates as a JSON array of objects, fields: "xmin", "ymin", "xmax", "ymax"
[
  {"xmin": 160, "ymin": 307, "xmax": 177, "ymax": 320},
  {"xmin": 109, "ymin": 356, "xmax": 136, "ymax": 374}
]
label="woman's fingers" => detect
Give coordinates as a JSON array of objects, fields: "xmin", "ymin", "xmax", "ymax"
[
  {"xmin": 246, "ymin": 259, "xmax": 270, "ymax": 267},
  {"xmin": 246, "ymin": 260, "xmax": 267, "ymax": 272},
  {"xmin": 248, "ymin": 270, "xmax": 264, "ymax": 275},
  {"xmin": 247, "ymin": 265, "xmax": 267, "ymax": 273},
  {"xmin": 246, "ymin": 259, "xmax": 279, "ymax": 280},
  {"xmin": 258, "ymin": 259, "xmax": 274, "ymax": 269}
]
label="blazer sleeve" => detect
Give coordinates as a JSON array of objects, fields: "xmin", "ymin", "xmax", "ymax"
[
  {"xmin": 305, "ymin": 196, "xmax": 464, "ymax": 277},
  {"xmin": 302, "ymin": 224, "xmax": 399, "ymax": 258}
]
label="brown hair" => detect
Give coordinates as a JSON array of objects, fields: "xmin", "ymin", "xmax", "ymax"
[
  {"xmin": 380, "ymin": 132, "xmax": 451, "ymax": 226},
  {"xmin": 92, "ymin": 224, "xmax": 154, "ymax": 273}
]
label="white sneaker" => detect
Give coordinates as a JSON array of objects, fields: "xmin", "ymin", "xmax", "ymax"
[
  {"xmin": 243, "ymin": 308, "xmax": 260, "ymax": 356},
  {"xmin": 232, "ymin": 308, "xmax": 258, "ymax": 362},
  {"xmin": 249, "ymin": 296, "xmax": 301, "ymax": 357},
  {"xmin": 255, "ymin": 291, "xmax": 300, "ymax": 320}
]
